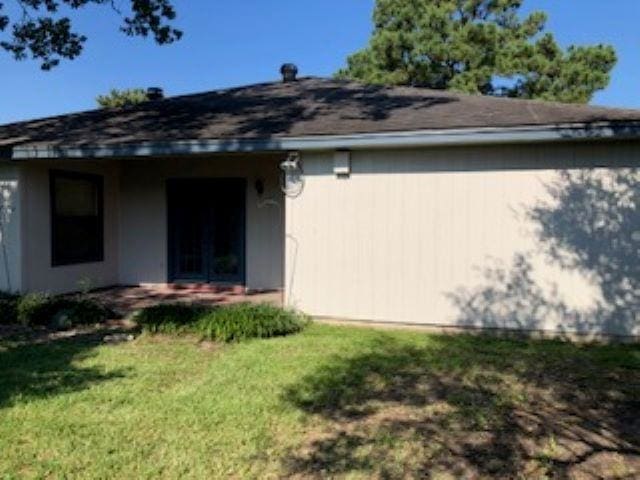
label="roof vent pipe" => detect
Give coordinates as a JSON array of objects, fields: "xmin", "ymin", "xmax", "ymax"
[
  {"xmin": 146, "ymin": 87, "xmax": 164, "ymax": 101},
  {"xmin": 280, "ymin": 63, "xmax": 298, "ymax": 83}
]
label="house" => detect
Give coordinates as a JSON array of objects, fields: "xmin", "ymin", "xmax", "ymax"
[{"xmin": 0, "ymin": 65, "xmax": 639, "ymax": 339}]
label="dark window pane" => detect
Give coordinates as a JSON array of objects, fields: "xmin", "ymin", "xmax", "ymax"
[
  {"xmin": 212, "ymin": 204, "xmax": 242, "ymax": 276},
  {"xmin": 177, "ymin": 208, "xmax": 205, "ymax": 276},
  {"xmin": 51, "ymin": 171, "xmax": 104, "ymax": 266},
  {"xmin": 54, "ymin": 178, "xmax": 98, "ymax": 216}
]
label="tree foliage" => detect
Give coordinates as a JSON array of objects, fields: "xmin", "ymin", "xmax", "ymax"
[
  {"xmin": 337, "ymin": 0, "xmax": 616, "ymax": 103},
  {"xmin": 96, "ymin": 88, "xmax": 147, "ymax": 108},
  {"xmin": 0, "ymin": 0, "xmax": 181, "ymax": 70}
]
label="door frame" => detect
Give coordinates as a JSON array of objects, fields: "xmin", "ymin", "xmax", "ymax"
[{"xmin": 166, "ymin": 178, "xmax": 247, "ymax": 285}]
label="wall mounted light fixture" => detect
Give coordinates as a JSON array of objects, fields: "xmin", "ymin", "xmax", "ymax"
[
  {"xmin": 333, "ymin": 150, "xmax": 351, "ymax": 177},
  {"xmin": 254, "ymin": 178, "xmax": 265, "ymax": 196}
]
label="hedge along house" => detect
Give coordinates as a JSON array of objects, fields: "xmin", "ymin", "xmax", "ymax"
[{"xmin": 1, "ymin": 65, "xmax": 639, "ymax": 339}]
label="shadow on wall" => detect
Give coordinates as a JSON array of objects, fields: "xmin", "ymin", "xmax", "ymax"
[{"xmin": 448, "ymin": 168, "xmax": 640, "ymax": 337}]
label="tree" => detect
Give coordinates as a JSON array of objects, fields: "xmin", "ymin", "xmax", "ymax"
[
  {"xmin": 96, "ymin": 88, "xmax": 148, "ymax": 108},
  {"xmin": 337, "ymin": 0, "xmax": 616, "ymax": 104},
  {"xmin": 0, "ymin": 0, "xmax": 181, "ymax": 70}
]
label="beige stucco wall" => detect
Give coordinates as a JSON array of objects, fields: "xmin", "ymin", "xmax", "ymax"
[
  {"xmin": 0, "ymin": 164, "xmax": 21, "ymax": 292},
  {"xmin": 118, "ymin": 155, "xmax": 284, "ymax": 291},
  {"xmin": 285, "ymin": 142, "xmax": 640, "ymax": 337},
  {"xmin": 21, "ymin": 160, "xmax": 120, "ymax": 294}
]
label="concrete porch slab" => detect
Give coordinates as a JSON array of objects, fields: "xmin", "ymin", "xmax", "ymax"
[{"xmin": 86, "ymin": 285, "xmax": 283, "ymax": 318}]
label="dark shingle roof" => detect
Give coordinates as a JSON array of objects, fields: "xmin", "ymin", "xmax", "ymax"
[{"xmin": 2, "ymin": 77, "xmax": 640, "ymax": 150}]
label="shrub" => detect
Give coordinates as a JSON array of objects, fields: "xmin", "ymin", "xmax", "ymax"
[
  {"xmin": 0, "ymin": 291, "xmax": 18, "ymax": 301},
  {"xmin": 134, "ymin": 303, "xmax": 309, "ymax": 342},
  {"xmin": 16, "ymin": 293, "xmax": 113, "ymax": 328},
  {"xmin": 0, "ymin": 291, "xmax": 19, "ymax": 324},
  {"xmin": 133, "ymin": 303, "xmax": 209, "ymax": 334},
  {"xmin": 17, "ymin": 293, "xmax": 59, "ymax": 326},
  {"xmin": 197, "ymin": 303, "xmax": 308, "ymax": 342},
  {"xmin": 51, "ymin": 297, "xmax": 114, "ymax": 329}
]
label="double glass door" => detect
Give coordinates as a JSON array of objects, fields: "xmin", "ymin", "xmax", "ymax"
[{"xmin": 167, "ymin": 179, "xmax": 246, "ymax": 283}]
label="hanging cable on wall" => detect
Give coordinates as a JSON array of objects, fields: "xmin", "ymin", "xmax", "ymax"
[
  {"xmin": 254, "ymin": 169, "xmax": 299, "ymax": 307},
  {"xmin": 250, "ymin": 151, "xmax": 303, "ymax": 305}
]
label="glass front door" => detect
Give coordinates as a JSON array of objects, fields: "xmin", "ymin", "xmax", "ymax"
[{"xmin": 168, "ymin": 179, "xmax": 246, "ymax": 284}]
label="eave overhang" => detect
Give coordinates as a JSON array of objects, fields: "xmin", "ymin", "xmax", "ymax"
[{"xmin": 4, "ymin": 121, "xmax": 640, "ymax": 160}]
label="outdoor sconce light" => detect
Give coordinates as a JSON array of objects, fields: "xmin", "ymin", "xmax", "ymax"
[
  {"xmin": 333, "ymin": 149, "xmax": 351, "ymax": 177},
  {"xmin": 280, "ymin": 151, "xmax": 301, "ymax": 172},
  {"xmin": 280, "ymin": 151, "xmax": 304, "ymax": 198},
  {"xmin": 255, "ymin": 178, "xmax": 265, "ymax": 196}
]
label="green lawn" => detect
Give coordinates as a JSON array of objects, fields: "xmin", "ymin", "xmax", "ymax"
[{"xmin": 1, "ymin": 324, "xmax": 639, "ymax": 479}]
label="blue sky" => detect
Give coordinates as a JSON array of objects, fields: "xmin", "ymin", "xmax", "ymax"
[{"xmin": 1, "ymin": 0, "xmax": 638, "ymax": 124}]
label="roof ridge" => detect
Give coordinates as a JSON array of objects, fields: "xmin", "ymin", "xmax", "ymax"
[
  {"xmin": 0, "ymin": 76, "xmax": 328, "ymax": 128},
  {"xmin": 2, "ymin": 76, "xmax": 639, "ymax": 129}
]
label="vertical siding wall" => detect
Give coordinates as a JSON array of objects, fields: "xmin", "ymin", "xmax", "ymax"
[
  {"xmin": 21, "ymin": 161, "xmax": 120, "ymax": 294},
  {"xmin": 119, "ymin": 155, "xmax": 283, "ymax": 290},
  {"xmin": 285, "ymin": 142, "xmax": 640, "ymax": 337},
  {"xmin": 0, "ymin": 164, "xmax": 21, "ymax": 292}
]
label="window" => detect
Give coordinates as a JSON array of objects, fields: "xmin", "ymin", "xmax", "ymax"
[{"xmin": 50, "ymin": 170, "xmax": 104, "ymax": 266}]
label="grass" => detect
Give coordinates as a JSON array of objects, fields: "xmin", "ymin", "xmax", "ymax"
[{"xmin": 0, "ymin": 324, "xmax": 639, "ymax": 479}]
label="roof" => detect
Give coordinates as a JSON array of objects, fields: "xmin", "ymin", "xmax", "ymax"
[{"xmin": 2, "ymin": 77, "xmax": 640, "ymax": 157}]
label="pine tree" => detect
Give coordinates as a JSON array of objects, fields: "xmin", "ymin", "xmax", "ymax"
[
  {"xmin": 96, "ymin": 89, "xmax": 148, "ymax": 108},
  {"xmin": 337, "ymin": 0, "xmax": 616, "ymax": 103}
]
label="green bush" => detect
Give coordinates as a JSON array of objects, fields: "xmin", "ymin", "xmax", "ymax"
[
  {"xmin": 133, "ymin": 303, "xmax": 210, "ymax": 334},
  {"xmin": 197, "ymin": 303, "xmax": 309, "ymax": 342},
  {"xmin": 51, "ymin": 297, "xmax": 115, "ymax": 329},
  {"xmin": 16, "ymin": 293, "xmax": 59, "ymax": 326},
  {"xmin": 16, "ymin": 293, "xmax": 113, "ymax": 328},
  {"xmin": 0, "ymin": 291, "xmax": 19, "ymax": 324},
  {"xmin": 135, "ymin": 303, "xmax": 309, "ymax": 342}
]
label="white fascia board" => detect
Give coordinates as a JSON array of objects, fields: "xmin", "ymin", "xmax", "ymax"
[{"xmin": 6, "ymin": 122, "xmax": 640, "ymax": 160}]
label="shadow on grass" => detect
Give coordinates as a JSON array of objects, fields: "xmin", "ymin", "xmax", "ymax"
[
  {"xmin": 282, "ymin": 333, "xmax": 640, "ymax": 478},
  {"xmin": 0, "ymin": 331, "xmax": 128, "ymax": 409}
]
